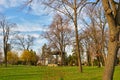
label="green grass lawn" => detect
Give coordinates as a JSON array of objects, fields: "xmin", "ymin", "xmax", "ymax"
[{"xmin": 0, "ymin": 65, "xmax": 119, "ymax": 80}]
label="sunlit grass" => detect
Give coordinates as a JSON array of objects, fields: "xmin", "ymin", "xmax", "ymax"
[{"xmin": 0, "ymin": 65, "xmax": 119, "ymax": 80}]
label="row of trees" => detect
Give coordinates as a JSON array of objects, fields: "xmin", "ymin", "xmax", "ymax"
[
  {"xmin": 1, "ymin": 50, "xmax": 38, "ymax": 65},
  {"xmin": 79, "ymin": 5, "xmax": 108, "ymax": 67},
  {"xmin": 29, "ymin": 0, "xmax": 119, "ymax": 80},
  {"xmin": 41, "ymin": 12, "xmax": 120, "ymax": 67},
  {"xmin": 41, "ymin": 4, "xmax": 107, "ymax": 66},
  {"xmin": 0, "ymin": 14, "xmax": 35, "ymax": 67}
]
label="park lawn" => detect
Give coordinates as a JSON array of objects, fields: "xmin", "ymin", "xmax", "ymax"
[{"xmin": 0, "ymin": 65, "xmax": 119, "ymax": 80}]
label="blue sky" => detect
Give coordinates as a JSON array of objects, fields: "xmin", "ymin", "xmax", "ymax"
[
  {"xmin": 0, "ymin": 0, "xmax": 84, "ymax": 55},
  {"xmin": 0, "ymin": 0, "xmax": 54, "ymax": 53}
]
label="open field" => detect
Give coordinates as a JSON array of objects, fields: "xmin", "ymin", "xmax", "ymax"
[{"xmin": 0, "ymin": 65, "xmax": 120, "ymax": 80}]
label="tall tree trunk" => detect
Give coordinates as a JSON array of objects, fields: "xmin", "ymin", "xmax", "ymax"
[
  {"xmin": 4, "ymin": 39, "xmax": 7, "ymax": 67},
  {"xmin": 101, "ymin": 27, "xmax": 106, "ymax": 66},
  {"xmin": 87, "ymin": 50, "xmax": 91, "ymax": 66},
  {"xmin": 75, "ymin": 25, "xmax": 82, "ymax": 72},
  {"xmin": 97, "ymin": 56, "xmax": 101, "ymax": 67},
  {"xmin": 102, "ymin": 0, "xmax": 120, "ymax": 79},
  {"xmin": 4, "ymin": 51, "xmax": 7, "ymax": 67},
  {"xmin": 73, "ymin": 0, "xmax": 82, "ymax": 72},
  {"xmin": 102, "ymin": 37, "xmax": 118, "ymax": 80},
  {"xmin": 60, "ymin": 51, "xmax": 63, "ymax": 66}
]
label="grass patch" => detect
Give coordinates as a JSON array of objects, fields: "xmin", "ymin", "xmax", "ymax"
[{"xmin": 0, "ymin": 65, "xmax": 119, "ymax": 80}]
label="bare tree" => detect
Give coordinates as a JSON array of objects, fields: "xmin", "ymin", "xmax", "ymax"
[
  {"xmin": 84, "ymin": 0, "xmax": 120, "ymax": 79},
  {"xmin": 0, "ymin": 15, "xmax": 16, "ymax": 67},
  {"xmin": 80, "ymin": 5, "xmax": 108, "ymax": 67},
  {"xmin": 25, "ymin": 0, "xmax": 98, "ymax": 73},
  {"xmin": 15, "ymin": 34, "xmax": 35, "ymax": 50},
  {"xmin": 43, "ymin": 14, "xmax": 72, "ymax": 65},
  {"xmin": 79, "ymin": 29, "xmax": 94, "ymax": 66},
  {"xmin": 41, "ymin": 0, "xmax": 90, "ymax": 72},
  {"xmin": 24, "ymin": 0, "xmax": 120, "ymax": 78}
]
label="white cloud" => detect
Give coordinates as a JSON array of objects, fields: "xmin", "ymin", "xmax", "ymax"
[
  {"xmin": 32, "ymin": 38, "xmax": 48, "ymax": 54},
  {"xmin": 31, "ymin": 33, "xmax": 39, "ymax": 38},
  {"xmin": 0, "ymin": 35, "xmax": 2, "ymax": 40},
  {"xmin": 0, "ymin": 0, "xmax": 22, "ymax": 13},
  {"xmin": 0, "ymin": 0, "xmax": 29, "ymax": 13},
  {"xmin": 0, "ymin": 0, "xmax": 15, "ymax": 8},
  {"xmin": 30, "ymin": 2, "xmax": 44, "ymax": 15},
  {"xmin": 0, "ymin": 6, "xmax": 4, "ymax": 12},
  {"xmin": 0, "ymin": 0, "xmax": 8, "ymax": 7},
  {"xmin": 14, "ymin": 23, "xmax": 48, "ymax": 32},
  {"xmin": 36, "ymin": 38, "xmax": 47, "ymax": 45},
  {"xmin": 8, "ymin": 0, "xmax": 22, "ymax": 7},
  {"xmin": 21, "ymin": 0, "xmax": 54, "ymax": 16},
  {"xmin": 0, "ymin": 0, "xmax": 54, "ymax": 17},
  {"xmin": 6, "ymin": 15, "xmax": 17, "ymax": 20},
  {"xmin": 0, "ymin": 0, "xmax": 8, "ymax": 13}
]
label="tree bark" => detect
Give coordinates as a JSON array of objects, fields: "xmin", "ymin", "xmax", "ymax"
[
  {"xmin": 102, "ymin": 37, "xmax": 118, "ymax": 80},
  {"xmin": 4, "ymin": 50, "xmax": 7, "ymax": 67},
  {"xmin": 4, "ymin": 36, "xmax": 8, "ymax": 67},
  {"xmin": 87, "ymin": 50, "xmax": 91, "ymax": 66},
  {"xmin": 74, "ymin": 0, "xmax": 82, "ymax": 72},
  {"xmin": 102, "ymin": 0, "xmax": 119, "ymax": 79},
  {"xmin": 75, "ymin": 24, "xmax": 82, "ymax": 72}
]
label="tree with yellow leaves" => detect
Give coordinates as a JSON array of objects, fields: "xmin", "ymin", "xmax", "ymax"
[
  {"xmin": 20, "ymin": 49, "xmax": 38, "ymax": 65},
  {"xmin": 7, "ymin": 51, "xmax": 19, "ymax": 65}
]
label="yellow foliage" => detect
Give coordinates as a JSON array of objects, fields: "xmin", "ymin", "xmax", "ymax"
[
  {"xmin": 7, "ymin": 51, "xmax": 19, "ymax": 64},
  {"xmin": 20, "ymin": 50, "xmax": 30, "ymax": 62},
  {"xmin": 20, "ymin": 50, "xmax": 37, "ymax": 65}
]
